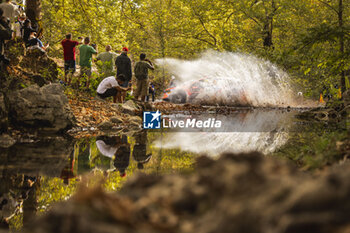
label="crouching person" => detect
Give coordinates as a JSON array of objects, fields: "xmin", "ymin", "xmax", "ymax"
[{"xmin": 96, "ymin": 74, "xmax": 131, "ymax": 103}]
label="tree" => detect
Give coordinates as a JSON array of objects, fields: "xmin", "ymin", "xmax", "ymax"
[{"xmin": 26, "ymin": 0, "xmax": 42, "ymax": 34}]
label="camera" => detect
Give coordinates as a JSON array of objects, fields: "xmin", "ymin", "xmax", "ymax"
[{"xmin": 91, "ymin": 43, "xmax": 97, "ymax": 49}]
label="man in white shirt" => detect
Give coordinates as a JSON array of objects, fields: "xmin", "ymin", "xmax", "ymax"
[
  {"xmin": 0, "ymin": 0, "xmax": 19, "ymax": 25},
  {"xmin": 96, "ymin": 74, "xmax": 131, "ymax": 103}
]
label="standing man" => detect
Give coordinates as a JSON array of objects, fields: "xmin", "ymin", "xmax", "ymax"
[
  {"xmin": 115, "ymin": 47, "xmax": 132, "ymax": 102},
  {"xmin": 96, "ymin": 45, "xmax": 117, "ymax": 77},
  {"xmin": 79, "ymin": 37, "xmax": 97, "ymax": 88},
  {"xmin": 13, "ymin": 13, "xmax": 26, "ymax": 39},
  {"xmin": 61, "ymin": 33, "xmax": 80, "ymax": 85},
  {"xmin": 134, "ymin": 53, "xmax": 154, "ymax": 102},
  {"xmin": 0, "ymin": 0, "xmax": 19, "ymax": 25},
  {"xmin": 0, "ymin": 8, "xmax": 11, "ymax": 66}
]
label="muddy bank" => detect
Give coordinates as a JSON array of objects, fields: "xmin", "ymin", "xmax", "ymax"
[{"xmin": 20, "ymin": 152, "xmax": 350, "ymax": 233}]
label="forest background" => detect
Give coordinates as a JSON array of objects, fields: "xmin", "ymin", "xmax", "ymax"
[{"xmin": 14, "ymin": 0, "xmax": 350, "ymax": 97}]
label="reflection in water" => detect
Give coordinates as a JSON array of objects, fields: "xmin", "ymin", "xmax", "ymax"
[
  {"xmin": 156, "ymin": 110, "xmax": 294, "ymax": 155},
  {"xmin": 133, "ymin": 131, "xmax": 152, "ymax": 170},
  {"xmin": 95, "ymin": 133, "xmax": 152, "ymax": 176},
  {"xmin": 0, "ymin": 130, "xmax": 193, "ymax": 230}
]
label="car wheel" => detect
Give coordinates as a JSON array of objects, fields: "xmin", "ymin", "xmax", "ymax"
[{"xmin": 171, "ymin": 90, "xmax": 187, "ymax": 103}]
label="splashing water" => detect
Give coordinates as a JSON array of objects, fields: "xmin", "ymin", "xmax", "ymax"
[
  {"xmin": 154, "ymin": 110, "xmax": 293, "ymax": 156},
  {"xmin": 156, "ymin": 50, "xmax": 296, "ymax": 107}
]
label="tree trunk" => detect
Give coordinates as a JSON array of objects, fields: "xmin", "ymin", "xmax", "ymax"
[
  {"xmin": 25, "ymin": 0, "xmax": 42, "ymax": 34},
  {"xmin": 263, "ymin": 20, "xmax": 273, "ymax": 48},
  {"xmin": 262, "ymin": 0, "xmax": 276, "ymax": 49},
  {"xmin": 338, "ymin": 0, "xmax": 346, "ymax": 93}
]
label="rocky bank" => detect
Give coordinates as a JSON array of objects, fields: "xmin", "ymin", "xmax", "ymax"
[{"xmin": 20, "ymin": 152, "xmax": 350, "ymax": 233}]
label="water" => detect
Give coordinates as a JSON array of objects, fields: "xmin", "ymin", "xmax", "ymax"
[
  {"xmin": 156, "ymin": 51, "xmax": 298, "ymax": 107},
  {"xmin": 0, "ymin": 109, "xmax": 346, "ymax": 230}
]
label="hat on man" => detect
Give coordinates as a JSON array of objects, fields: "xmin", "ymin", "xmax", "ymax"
[{"xmin": 122, "ymin": 47, "xmax": 128, "ymax": 52}]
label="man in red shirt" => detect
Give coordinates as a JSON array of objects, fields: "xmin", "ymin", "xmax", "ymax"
[{"xmin": 61, "ymin": 33, "xmax": 80, "ymax": 85}]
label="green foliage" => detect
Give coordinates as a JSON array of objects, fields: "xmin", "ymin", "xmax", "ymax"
[
  {"xmin": 272, "ymin": 128, "xmax": 348, "ymax": 170},
  {"xmin": 41, "ymin": 0, "xmax": 350, "ymax": 95}
]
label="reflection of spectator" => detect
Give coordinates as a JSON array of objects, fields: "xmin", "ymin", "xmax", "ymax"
[
  {"xmin": 113, "ymin": 143, "xmax": 130, "ymax": 177},
  {"xmin": 132, "ymin": 131, "xmax": 152, "ymax": 169},
  {"xmin": 96, "ymin": 135, "xmax": 130, "ymax": 176},
  {"xmin": 60, "ymin": 151, "xmax": 75, "ymax": 185},
  {"xmin": 96, "ymin": 135, "xmax": 124, "ymax": 159}
]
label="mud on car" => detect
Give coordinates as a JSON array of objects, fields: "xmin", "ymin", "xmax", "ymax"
[{"xmin": 162, "ymin": 79, "xmax": 207, "ymax": 103}]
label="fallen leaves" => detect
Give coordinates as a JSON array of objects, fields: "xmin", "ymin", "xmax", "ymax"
[{"xmin": 68, "ymin": 91, "xmax": 121, "ymax": 129}]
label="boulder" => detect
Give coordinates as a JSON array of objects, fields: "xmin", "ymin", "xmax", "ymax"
[
  {"xmin": 19, "ymin": 48, "xmax": 58, "ymax": 82},
  {"xmin": 0, "ymin": 134, "xmax": 15, "ymax": 148},
  {"xmin": 22, "ymin": 152, "xmax": 350, "ymax": 233},
  {"xmin": 8, "ymin": 84, "xmax": 74, "ymax": 133},
  {"xmin": 110, "ymin": 116, "xmax": 124, "ymax": 124},
  {"xmin": 5, "ymin": 39, "xmax": 26, "ymax": 66},
  {"xmin": 128, "ymin": 116, "xmax": 142, "ymax": 128},
  {"xmin": 98, "ymin": 121, "xmax": 114, "ymax": 130},
  {"xmin": 343, "ymin": 89, "xmax": 350, "ymax": 105},
  {"xmin": 119, "ymin": 100, "xmax": 141, "ymax": 116}
]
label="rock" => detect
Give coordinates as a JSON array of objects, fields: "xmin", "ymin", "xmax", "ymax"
[
  {"xmin": 19, "ymin": 49, "xmax": 58, "ymax": 82},
  {"xmin": 110, "ymin": 116, "xmax": 124, "ymax": 124},
  {"xmin": 21, "ymin": 152, "xmax": 350, "ymax": 233},
  {"xmin": 0, "ymin": 134, "xmax": 15, "ymax": 148},
  {"xmin": 8, "ymin": 84, "xmax": 74, "ymax": 133},
  {"xmin": 129, "ymin": 116, "xmax": 142, "ymax": 127},
  {"xmin": 0, "ymin": 92, "xmax": 8, "ymax": 132},
  {"xmin": 0, "ymin": 138, "xmax": 73, "ymax": 177},
  {"xmin": 98, "ymin": 121, "xmax": 113, "ymax": 130},
  {"xmin": 343, "ymin": 89, "xmax": 350, "ymax": 105},
  {"xmin": 120, "ymin": 100, "xmax": 141, "ymax": 116},
  {"xmin": 5, "ymin": 39, "xmax": 26, "ymax": 66}
]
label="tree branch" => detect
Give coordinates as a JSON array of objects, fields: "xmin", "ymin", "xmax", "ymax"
[{"xmin": 317, "ymin": 0, "xmax": 339, "ymax": 14}]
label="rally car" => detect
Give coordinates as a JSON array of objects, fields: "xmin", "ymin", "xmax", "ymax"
[
  {"xmin": 162, "ymin": 78, "xmax": 249, "ymax": 105},
  {"xmin": 162, "ymin": 79, "xmax": 207, "ymax": 103}
]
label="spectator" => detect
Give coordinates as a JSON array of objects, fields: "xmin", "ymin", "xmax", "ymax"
[
  {"xmin": 13, "ymin": 12, "xmax": 25, "ymax": 39},
  {"xmin": 22, "ymin": 19, "xmax": 36, "ymax": 43},
  {"xmin": 79, "ymin": 37, "xmax": 97, "ymax": 88},
  {"xmin": 0, "ymin": 0, "xmax": 19, "ymax": 25},
  {"xmin": 96, "ymin": 45, "xmax": 117, "ymax": 77},
  {"xmin": 115, "ymin": 47, "xmax": 132, "ymax": 102},
  {"xmin": 96, "ymin": 74, "xmax": 131, "ymax": 103},
  {"xmin": 0, "ymin": 8, "xmax": 10, "ymax": 66},
  {"xmin": 61, "ymin": 33, "xmax": 80, "ymax": 85},
  {"xmin": 146, "ymin": 81, "xmax": 155, "ymax": 102},
  {"xmin": 134, "ymin": 53, "xmax": 154, "ymax": 102},
  {"xmin": 26, "ymin": 31, "xmax": 48, "ymax": 51}
]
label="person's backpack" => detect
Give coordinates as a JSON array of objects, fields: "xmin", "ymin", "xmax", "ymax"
[
  {"xmin": 134, "ymin": 61, "xmax": 147, "ymax": 80},
  {"xmin": 0, "ymin": 22, "xmax": 12, "ymax": 40}
]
